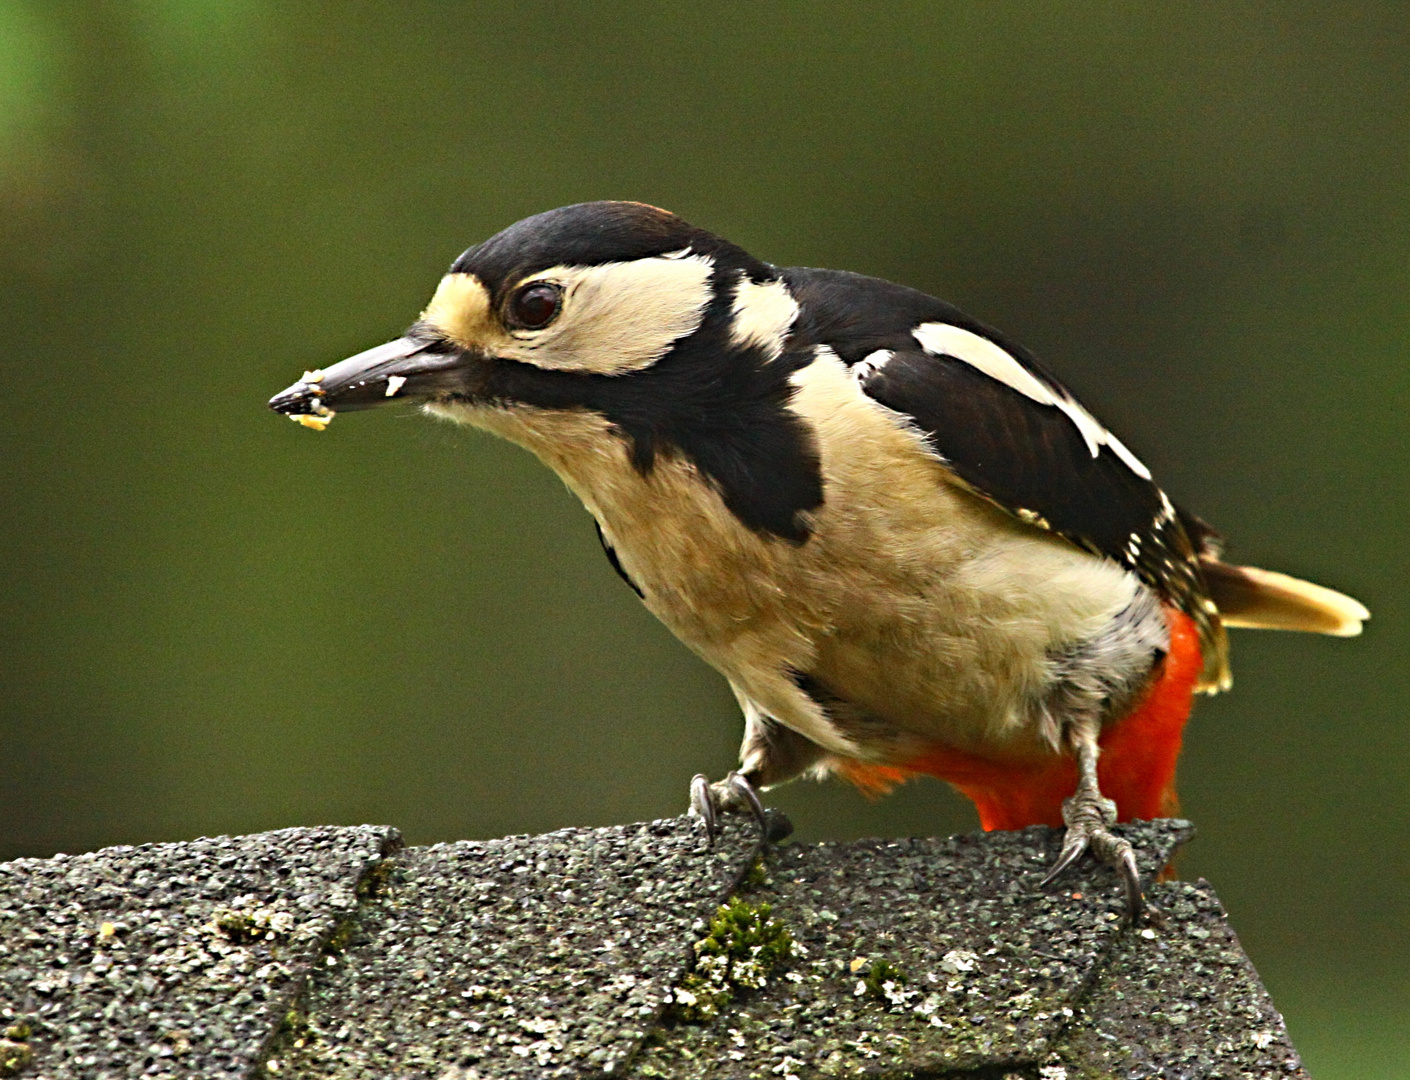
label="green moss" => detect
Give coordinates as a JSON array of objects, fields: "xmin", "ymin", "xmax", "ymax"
[
  {"xmin": 212, "ymin": 910, "xmax": 257, "ymax": 942},
  {"xmin": 667, "ymin": 896, "xmax": 795, "ymax": 1023},
  {"xmin": 210, "ymin": 907, "xmax": 293, "ymax": 945},
  {"xmin": 861, "ymin": 958, "xmax": 906, "ymax": 999},
  {"xmin": 740, "ymin": 855, "xmax": 771, "ymax": 892},
  {"xmin": 356, "ymin": 857, "xmax": 395, "ymax": 900},
  {"xmin": 0, "ymin": 1039, "xmax": 32, "ymax": 1077},
  {"xmin": 280, "ymin": 1006, "xmax": 310, "ymax": 1043},
  {"xmin": 1, "ymin": 1023, "xmax": 28, "ymax": 1042},
  {"xmin": 325, "ymin": 915, "xmax": 358, "ymax": 954}
]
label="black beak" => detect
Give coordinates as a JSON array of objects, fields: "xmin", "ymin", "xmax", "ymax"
[{"xmin": 268, "ymin": 336, "xmax": 469, "ymax": 428}]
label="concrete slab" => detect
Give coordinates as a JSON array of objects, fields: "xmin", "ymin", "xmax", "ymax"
[
  {"xmin": 628, "ymin": 819, "xmax": 1194, "ymax": 1078},
  {"xmin": 1055, "ymin": 878, "xmax": 1308, "ymax": 1079},
  {"xmin": 0, "ymin": 825, "xmax": 399, "ymax": 1080},
  {"xmin": 271, "ymin": 815, "xmax": 762, "ymax": 1079},
  {"xmin": 0, "ymin": 816, "xmax": 1307, "ymax": 1079}
]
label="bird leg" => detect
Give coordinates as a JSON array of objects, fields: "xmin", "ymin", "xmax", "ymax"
[
  {"xmin": 689, "ymin": 710, "xmax": 818, "ymax": 844},
  {"xmin": 689, "ymin": 770, "xmax": 770, "ymax": 843},
  {"xmin": 1041, "ymin": 718, "xmax": 1145, "ymax": 920}
]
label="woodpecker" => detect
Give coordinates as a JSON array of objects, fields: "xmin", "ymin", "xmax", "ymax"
[{"xmin": 270, "ymin": 201, "xmax": 1367, "ymax": 914}]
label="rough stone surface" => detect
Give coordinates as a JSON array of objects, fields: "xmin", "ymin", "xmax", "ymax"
[
  {"xmin": 0, "ymin": 817, "xmax": 1307, "ymax": 1079},
  {"xmin": 628, "ymin": 820, "xmax": 1195, "ymax": 1078},
  {"xmin": 1056, "ymin": 878, "xmax": 1308, "ymax": 1079},
  {"xmin": 270, "ymin": 816, "xmax": 762, "ymax": 1079},
  {"xmin": 0, "ymin": 825, "xmax": 399, "ymax": 1080}
]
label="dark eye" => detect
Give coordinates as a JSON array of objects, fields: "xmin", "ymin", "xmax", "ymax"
[{"xmin": 508, "ymin": 282, "xmax": 562, "ymax": 329}]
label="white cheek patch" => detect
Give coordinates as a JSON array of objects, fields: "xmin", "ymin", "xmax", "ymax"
[
  {"xmin": 912, "ymin": 322, "xmax": 1152, "ymax": 481},
  {"xmin": 728, "ymin": 277, "xmax": 799, "ymax": 361},
  {"xmin": 506, "ymin": 254, "xmax": 716, "ymax": 375}
]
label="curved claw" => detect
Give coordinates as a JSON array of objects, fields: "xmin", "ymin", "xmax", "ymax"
[
  {"xmin": 687, "ymin": 770, "xmax": 776, "ymax": 846},
  {"xmin": 726, "ymin": 771, "xmax": 769, "ymax": 838},
  {"xmin": 1042, "ymin": 829, "xmax": 1146, "ymax": 921},
  {"xmin": 1040, "ymin": 787, "xmax": 1149, "ymax": 921},
  {"xmin": 1115, "ymin": 844, "xmax": 1143, "ymax": 921},
  {"xmin": 1040, "ymin": 832, "xmax": 1090, "ymax": 888},
  {"xmin": 1085, "ymin": 824, "xmax": 1143, "ymax": 920},
  {"xmin": 689, "ymin": 772, "xmax": 718, "ymax": 844},
  {"xmin": 1086, "ymin": 836, "xmax": 1144, "ymax": 922}
]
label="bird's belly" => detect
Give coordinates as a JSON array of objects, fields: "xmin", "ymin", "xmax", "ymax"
[
  {"xmin": 805, "ymin": 539, "xmax": 1145, "ymax": 758},
  {"xmin": 631, "ymin": 475, "xmax": 1148, "ymax": 760},
  {"xmin": 478, "ymin": 393, "xmax": 1150, "ymax": 759}
]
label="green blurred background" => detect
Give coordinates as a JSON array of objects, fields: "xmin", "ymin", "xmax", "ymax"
[{"xmin": 1, "ymin": 1, "xmax": 1405, "ymax": 1071}]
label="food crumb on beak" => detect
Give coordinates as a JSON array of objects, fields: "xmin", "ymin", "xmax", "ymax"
[
  {"xmin": 292, "ymin": 412, "xmax": 334, "ymax": 431},
  {"xmin": 385, "ymin": 375, "xmax": 407, "ymax": 397},
  {"xmin": 301, "ymin": 369, "xmax": 325, "ymax": 383}
]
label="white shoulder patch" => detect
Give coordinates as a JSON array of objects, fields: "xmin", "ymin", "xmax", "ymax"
[
  {"xmin": 912, "ymin": 322, "xmax": 1152, "ymax": 480},
  {"xmin": 729, "ymin": 277, "xmax": 799, "ymax": 361},
  {"xmin": 852, "ymin": 349, "xmax": 894, "ymax": 381},
  {"xmin": 913, "ymin": 323, "xmax": 1052, "ymax": 403}
]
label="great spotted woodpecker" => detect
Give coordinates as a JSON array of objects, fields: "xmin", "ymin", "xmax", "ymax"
[{"xmin": 270, "ymin": 201, "xmax": 1367, "ymax": 914}]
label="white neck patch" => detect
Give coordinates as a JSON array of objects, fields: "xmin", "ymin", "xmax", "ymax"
[
  {"xmin": 728, "ymin": 276, "xmax": 799, "ymax": 361},
  {"xmin": 912, "ymin": 322, "xmax": 1152, "ymax": 480}
]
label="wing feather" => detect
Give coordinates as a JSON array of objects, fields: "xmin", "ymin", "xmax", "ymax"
[{"xmin": 780, "ymin": 265, "xmax": 1228, "ymax": 689}]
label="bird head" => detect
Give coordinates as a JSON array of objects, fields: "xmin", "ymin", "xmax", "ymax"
[
  {"xmin": 268, "ymin": 201, "xmax": 823, "ymax": 541},
  {"xmin": 268, "ymin": 201, "xmax": 791, "ymax": 426}
]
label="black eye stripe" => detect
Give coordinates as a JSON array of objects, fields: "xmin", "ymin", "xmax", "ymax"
[{"xmin": 508, "ymin": 282, "xmax": 562, "ymax": 330}]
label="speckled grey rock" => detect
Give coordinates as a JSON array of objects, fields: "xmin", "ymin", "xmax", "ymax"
[
  {"xmin": 0, "ymin": 817, "xmax": 1305, "ymax": 1080},
  {"xmin": 1055, "ymin": 878, "xmax": 1307, "ymax": 1080},
  {"xmin": 0, "ymin": 825, "xmax": 399, "ymax": 1080},
  {"xmin": 269, "ymin": 815, "xmax": 763, "ymax": 1079},
  {"xmin": 628, "ymin": 819, "xmax": 1193, "ymax": 1078}
]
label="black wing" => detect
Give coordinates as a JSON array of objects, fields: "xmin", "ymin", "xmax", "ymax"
[
  {"xmin": 782, "ymin": 266, "xmax": 1226, "ymax": 686},
  {"xmin": 861, "ymin": 345, "xmax": 1168, "ymax": 571}
]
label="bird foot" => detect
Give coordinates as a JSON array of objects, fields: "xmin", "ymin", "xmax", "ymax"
[
  {"xmin": 1042, "ymin": 787, "xmax": 1146, "ymax": 921},
  {"xmin": 689, "ymin": 771, "xmax": 790, "ymax": 844}
]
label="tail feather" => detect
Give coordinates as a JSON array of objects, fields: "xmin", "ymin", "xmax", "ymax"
[{"xmin": 1201, "ymin": 560, "xmax": 1369, "ymax": 637}]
